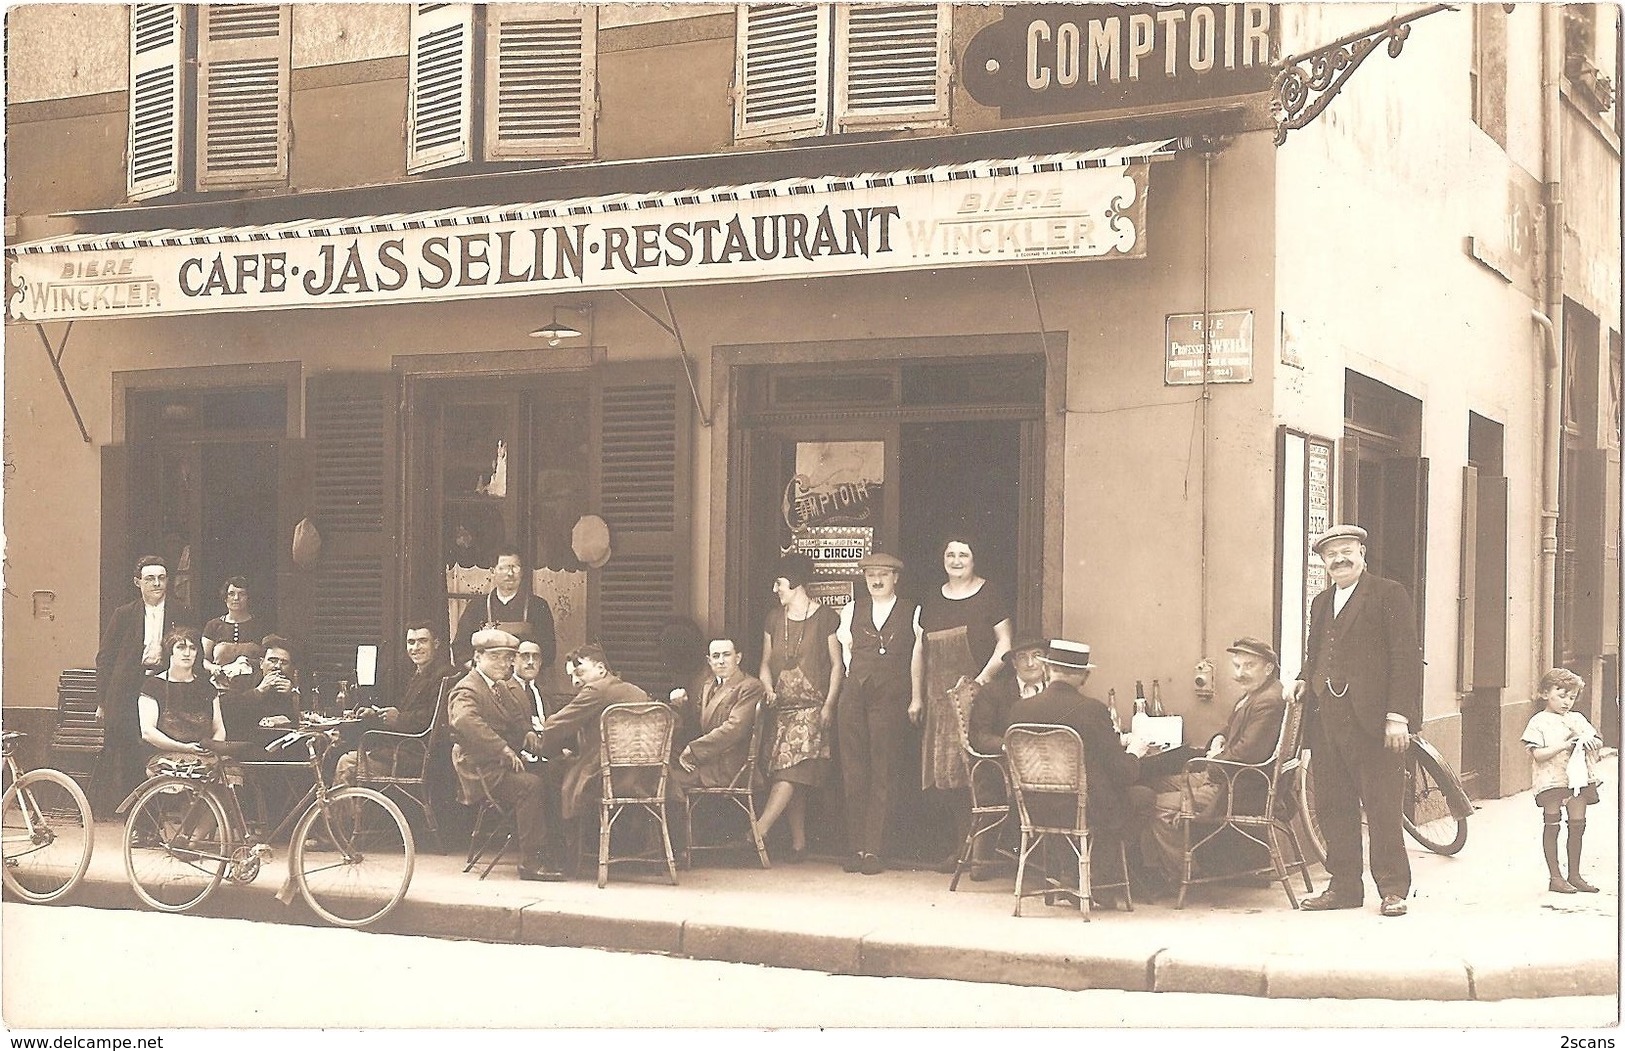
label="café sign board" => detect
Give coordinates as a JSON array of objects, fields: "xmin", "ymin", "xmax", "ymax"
[{"xmin": 962, "ymin": 4, "xmax": 1279, "ymax": 119}]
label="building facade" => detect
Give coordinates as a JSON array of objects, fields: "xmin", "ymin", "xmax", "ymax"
[{"xmin": 4, "ymin": 4, "xmax": 1619, "ymax": 845}]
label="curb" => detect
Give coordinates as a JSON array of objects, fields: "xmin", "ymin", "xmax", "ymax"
[{"xmin": 33, "ymin": 868, "xmax": 1620, "ymax": 1003}]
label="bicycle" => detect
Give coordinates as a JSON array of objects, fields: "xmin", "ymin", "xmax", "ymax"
[
  {"xmin": 117, "ymin": 726, "xmax": 415, "ymax": 928},
  {"xmin": 1295, "ymin": 733, "xmax": 1474, "ymax": 862},
  {"xmin": 0, "ymin": 731, "xmax": 94, "ymax": 904}
]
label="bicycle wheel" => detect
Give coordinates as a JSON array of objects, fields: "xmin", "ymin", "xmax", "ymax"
[
  {"xmin": 1403, "ymin": 744, "xmax": 1469, "ymax": 855},
  {"xmin": 1294, "ymin": 750, "xmax": 1328, "ymax": 865},
  {"xmin": 292, "ymin": 787, "xmax": 414, "ymax": 928},
  {"xmin": 124, "ymin": 779, "xmax": 231, "ymax": 913},
  {"xmin": 1, "ymin": 769, "xmax": 93, "ymax": 904}
]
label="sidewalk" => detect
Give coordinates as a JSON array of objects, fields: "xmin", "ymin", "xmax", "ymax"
[{"xmin": 58, "ymin": 756, "xmax": 1619, "ymax": 1002}]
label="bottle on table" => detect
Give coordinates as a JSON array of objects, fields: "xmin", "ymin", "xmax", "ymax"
[
  {"xmin": 1133, "ymin": 680, "xmax": 1147, "ymax": 718},
  {"xmin": 335, "ymin": 680, "xmax": 352, "ymax": 716},
  {"xmin": 1149, "ymin": 678, "xmax": 1165, "ymax": 718},
  {"xmin": 1107, "ymin": 688, "xmax": 1121, "ymax": 734}
]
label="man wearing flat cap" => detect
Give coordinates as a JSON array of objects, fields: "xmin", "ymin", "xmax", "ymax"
[
  {"xmin": 1141, "ymin": 636, "xmax": 1288, "ymax": 884},
  {"xmin": 1287, "ymin": 524, "xmax": 1422, "ymax": 917},
  {"xmin": 1008, "ymin": 640, "xmax": 1155, "ymax": 897},
  {"xmin": 833, "ymin": 551, "xmax": 922, "ymax": 874},
  {"xmin": 449, "ymin": 628, "xmax": 562, "ymax": 881}
]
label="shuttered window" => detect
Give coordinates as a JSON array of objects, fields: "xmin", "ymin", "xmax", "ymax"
[
  {"xmin": 196, "ymin": 4, "xmax": 290, "ymax": 189},
  {"xmin": 484, "ymin": 5, "xmax": 597, "ymax": 160},
  {"xmin": 834, "ymin": 3, "xmax": 951, "ymax": 131},
  {"xmin": 735, "ymin": 3, "xmax": 950, "ymax": 141},
  {"xmin": 409, "ymin": 4, "xmax": 597, "ymax": 173},
  {"xmin": 407, "ymin": 3, "xmax": 476, "ymax": 173},
  {"xmin": 590, "ymin": 363, "xmax": 692, "ymax": 695},
  {"xmin": 127, "ymin": 3, "xmax": 184, "ymax": 200},
  {"xmin": 306, "ymin": 374, "xmax": 398, "ymax": 693}
]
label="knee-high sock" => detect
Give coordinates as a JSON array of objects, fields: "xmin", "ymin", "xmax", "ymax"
[
  {"xmin": 1543, "ymin": 814, "xmax": 1564, "ymax": 879},
  {"xmin": 1566, "ymin": 817, "xmax": 1587, "ymax": 877}
]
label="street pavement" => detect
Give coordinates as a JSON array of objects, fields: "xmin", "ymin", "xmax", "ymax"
[{"xmin": 27, "ymin": 755, "xmax": 1622, "ymax": 1006}]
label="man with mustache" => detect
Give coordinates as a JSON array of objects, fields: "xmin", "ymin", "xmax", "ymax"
[{"xmin": 1287, "ymin": 524, "xmax": 1423, "ymax": 918}]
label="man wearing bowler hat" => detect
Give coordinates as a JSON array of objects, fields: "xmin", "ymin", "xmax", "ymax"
[
  {"xmin": 833, "ymin": 551, "xmax": 922, "ymax": 874},
  {"xmin": 1141, "ymin": 636, "xmax": 1288, "ymax": 884},
  {"xmin": 1287, "ymin": 524, "xmax": 1422, "ymax": 917},
  {"xmin": 1008, "ymin": 640, "xmax": 1155, "ymax": 899}
]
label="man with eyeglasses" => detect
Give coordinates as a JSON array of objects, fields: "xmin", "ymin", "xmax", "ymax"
[
  {"xmin": 95, "ymin": 555, "xmax": 197, "ymax": 813},
  {"xmin": 452, "ymin": 546, "xmax": 556, "ymax": 672}
]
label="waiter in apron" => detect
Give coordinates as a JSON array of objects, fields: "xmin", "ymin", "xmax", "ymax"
[{"xmin": 453, "ymin": 546, "xmax": 557, "ymax": 674}]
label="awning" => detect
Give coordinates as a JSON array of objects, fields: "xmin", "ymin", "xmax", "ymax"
[{"xmin": 6, "ymin": 140, "xmax": 1177, "ymax": 324}]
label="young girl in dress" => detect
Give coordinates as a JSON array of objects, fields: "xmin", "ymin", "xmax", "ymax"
[{"xmin": 1521, "ymin": 668, "xmax": 1605, "ymax": 894}]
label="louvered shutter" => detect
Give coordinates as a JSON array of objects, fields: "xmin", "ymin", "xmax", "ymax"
[
  {"xmin": 590, "ymin": 363, "xmax": 693, "ymax": 696},
  {"xmin": 734, "ymin": 3, "xmax": 830, "ymax": 141},
  {"xmin": 195, "ymin": 4, "xmax": 290, "ymax": 190},
  {"xmin": 484, "ymin": 4, "xmax": 597, "ymax": 161},
  {"xmin": 127, "ymin": 3, "xmax": 184, "ymax": 200},
  {"xmin": 306, "ymin": 375, "xmax": 399, "ymax": 696},
  {"xmin": 835, "ymin": 3, "xmax": 951, "ymax": 131},
  {"xmin": 408, "ymin": 3, "xmax": 476, "ymax": 173}
]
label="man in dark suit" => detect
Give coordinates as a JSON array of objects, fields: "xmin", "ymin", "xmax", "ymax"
[
  {"xmin": 539, "ymin": 644, "xmax": 653, "ymax": 826},
  {"xmin": 448, "ymin": 628, "xmax": 563, "ymax": 881},
  {"xmin": 669, "ymin": 637, "xmax": 764, "ymax": 795},
  {"xmin": 1288, "ymin": 524, "xmax": 1423, "ymax": 918},
  {"xmin": 95, "ymin": 555, "xmax": 196, "ymax": 813},
  {"xmin": 1142, "ymin": 636, "xmax": 1288, "ymax": 881},
  {"xmin": 337, "ymin": 620, "xmax": 457, "ymax": 787},
  {"xmin": 1008, "ymin": 640, "xmax": 1155, "ymax": 896}
]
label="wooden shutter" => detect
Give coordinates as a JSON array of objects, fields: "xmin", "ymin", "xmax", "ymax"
[
  {"xmin": 101, "ymin": 445, "xmax": 132, "ymax": 633},
  {"xmin": 1456, "ymin": 466, "xmax": 1477, "ymax": 692},
  {"xmin": 195, "ymin": 4, "xmax": 290, "ymax": 190},
  {"xmin": 734, "ymin": 3, "xmax": 829, "ymax": 141},
  {"xmin": 1473, "ymin": 473, "xmax": 1509, "ymax": 686},
  {"xmin": 1380, "ymin": 456, "xmax": 1430, "ymax": 645},
  {"xmin": 1572, "ymin": 448, "xmax": 1619, "ymax": 656},
  {"xmin": 835, "ymin": 3, "xmax": 951, "ymax": 131},
  {"xmin": 127, "ymin": 3, "xmax": 184, "ymax": 200},
  {"xmin": 306, "ymin": 375, "xmax": 398, "ymax": 695},
  {"xmin": 483, "ymin": 4, "xmax": 597, "ymax": 161},
  {"xmin": 589, "ymin": 362, "xmax": 693, "ymax": 695},
  {"xmin": 408, "ymin": 3, "xmax": 476, "ymax": 173}
]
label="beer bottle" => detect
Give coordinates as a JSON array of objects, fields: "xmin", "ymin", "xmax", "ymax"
[
  {"xmin": 1149, "ymin": 678, "xmax": 1165, "ymax": 718},
  {"xmin": 1133, "ymin": 680, "xmax": 1147, "ymax": 718}
]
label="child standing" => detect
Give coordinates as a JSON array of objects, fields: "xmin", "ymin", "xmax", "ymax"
[{"xmin": 1521, "ymin": 668, "xmax": 1606, "ymax": 893}]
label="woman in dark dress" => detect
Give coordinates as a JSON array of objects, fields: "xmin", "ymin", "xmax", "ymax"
[
  {"xmin": 202, "ymin": 576, "xmax": 268, "ymax": 673},
  {"xmin": 138, "ymin": 626, "xmax": 227, "ymax": 776},
  {"xmin": 755, "ymin": 553, "xmax": 844, "ymax": 862},
  {"xmin": 913, "ymin": 535, "xmax": 1013, "ymax": 871}
]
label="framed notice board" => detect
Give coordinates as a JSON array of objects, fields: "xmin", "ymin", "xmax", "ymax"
[{"xmin": 1275, "ymin": 427, "xmax": 1336, "ymax": 682}]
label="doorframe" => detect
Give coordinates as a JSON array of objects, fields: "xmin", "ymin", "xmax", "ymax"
[{"xmin": 710, "ymin": 331, "xmax": 1067, "ymax": 637}]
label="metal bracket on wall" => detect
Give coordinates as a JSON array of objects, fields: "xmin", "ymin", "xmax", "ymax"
[
  {"xmin": 1270, "ymin": 3, "xmax": 1456, "ymax": 146},
  {"xmin": 34, "ymin": 322, "xmax": 92, "ymax": 444},
  {"xmin": 613, "ymin": 288, "xmax": 713, "ymax": 428}
]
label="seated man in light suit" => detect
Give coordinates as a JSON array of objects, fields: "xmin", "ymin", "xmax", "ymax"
[
  {"xmin": 669, "ymin": 636, "xmax": 765, "ymax": 796},
  {"xmin": 448, "ymin": 628, "xmax": 564, "ymax": 882}
]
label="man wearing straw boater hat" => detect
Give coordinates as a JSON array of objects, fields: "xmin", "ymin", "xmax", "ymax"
[
  {"xmin": 1287, "ymin": 524, "xmax": 1422, "ymax": 918},
  {"xmin": 1008, "ymin": 640, "xmax": 1156, "ymax": 881}
]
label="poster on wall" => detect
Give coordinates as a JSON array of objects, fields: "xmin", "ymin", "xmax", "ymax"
[
  {"xmin": 782, "ymin": 441, "xmax": 884, "ymax": 536},
  {"xmin": 1276, "ymin": 427, "xmax": 1336, "ymax": 682}
]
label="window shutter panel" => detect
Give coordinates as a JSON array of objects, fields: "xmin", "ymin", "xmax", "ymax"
[
  {"xmin": 408, "ymin": 3, "xmax": 476, "ymax": 173},
  {"xmin": 590, "ymin": 363, "xmax": 693, "ymax": 696},
  {"xmin": 306, "ymin": 375, "xmax": 399, "ymax": 694},
  {"xmin": 1472, "ymin": 473, "xmax": 1509, "ymax": 686},
  {"xmin": 195, "ymin": 3, "xmax": 290, "ymax": 190},
  {"xmin": 484, "ymin": 4, "xmax": 597, "ymax": 161},
  {"xmin": 1573, "ymin": 448, "xmax": 1619, "ymax": 656},
  {"xmin": 127, "ymin": 3, "xmax": 184, "ymax": 200},
  {"xmin": 835, "ymin": 3, "xmax": 951, "ymax": 131},
  {"xmin": 734, "ymin": 3, "xmax": 830, "ymax": 141}
]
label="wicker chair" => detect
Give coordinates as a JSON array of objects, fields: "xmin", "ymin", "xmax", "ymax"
[
  {"xmin": 1004, "ymin": 723, "xmax": 1132, "ymax": 919},
  {"xmin": 682, "ymin": 692, "xmax": 771, "ymax": 870},
  {"xmin": 1174, "ymin": 691, "xmax": 1314, "ymax": 909},
  {"xmin": 946, "ymin": 676, "xmax": 1012, "ymax": 891},
  {"xmin": 354, "ymin": 673, "xmax": 459, "ymax": 851},
  {"xmin": 596, "ymin": 701, "xmax": 679, "ymax": 888}
]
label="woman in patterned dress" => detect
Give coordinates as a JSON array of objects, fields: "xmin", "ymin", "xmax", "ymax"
[
  {"xmin": 755, "ymin": 553, "xmax": 845, "ymax": 862},
  {"xmin": 913, "ymin": 535, "xmax": 1013, "ymax": 871}
]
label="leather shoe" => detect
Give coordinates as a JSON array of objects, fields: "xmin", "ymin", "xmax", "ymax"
[
  {"xmin": 1299, "ymin": 890, "xmax": 1363, "ymax": 911},
  {"xmin": 842, "ymin": 854, "xmax": 864, "ymax": 873},
  {"xmin": 1568, "ymin": 874, "xmax": 1601, "ymax": 893},
  {"xmin": 1378, "ymin": 894, "xmax": 1408, "ymax": 917},
  {"xmin": 518, "ymin": 866, "xmax": 568, "ymax": 882},
  {"xmin": 859, "ymin": 852, "xmax": 884, "ymax": 876}
]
